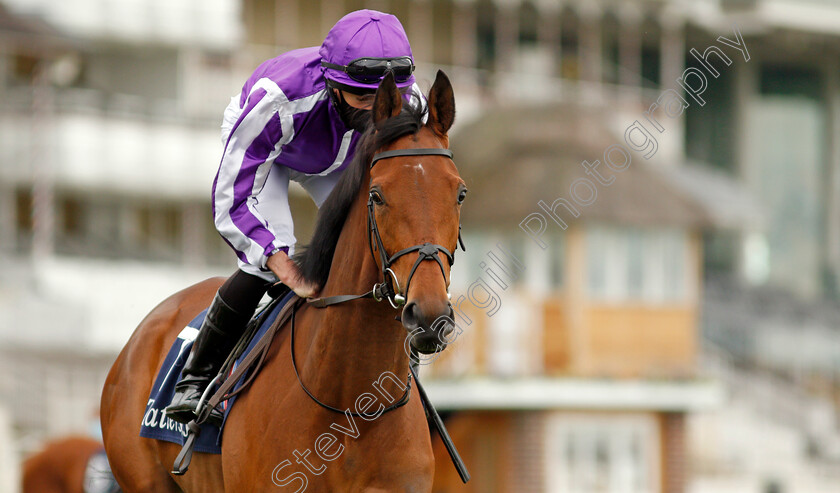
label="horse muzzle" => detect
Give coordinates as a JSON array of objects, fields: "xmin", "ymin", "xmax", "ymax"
[{"xmin": 401, "ymin": 300, "xmax": 456, "ymax": 354}]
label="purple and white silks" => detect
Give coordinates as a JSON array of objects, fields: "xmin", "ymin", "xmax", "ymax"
[{"xmin": 212, "ymin": 40, "xmax": 423, "ymax": 280}]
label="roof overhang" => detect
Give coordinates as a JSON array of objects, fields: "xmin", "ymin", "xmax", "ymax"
[
  {"xmin": 0, "ymin": 3, "xmax": 78, "ymax": 57},
  {"xmin": 658, "ymin": 161, "xmax": 766, "ymax": 231},
  {"xmin": 452, "ymin": 103, "xmax": 755, "ymax": 230}
]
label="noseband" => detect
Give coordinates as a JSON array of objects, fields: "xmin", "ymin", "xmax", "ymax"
[{"xmin": 307, "ymin": 147, "xmax": 464, "ymax": 309}]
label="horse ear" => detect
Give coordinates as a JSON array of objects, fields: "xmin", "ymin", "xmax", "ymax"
[
  {"xmin": 373, "ymin": 71, "xmax": 402, "ymax": 128},
  {"xmin": 427, "ymin": 70, "xmax": 455, "ymax": 135}
]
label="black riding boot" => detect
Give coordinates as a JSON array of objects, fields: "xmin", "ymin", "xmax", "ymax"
[{"xmin": 164, "ymin": 292, "xmax": 251, "ymax": 426}]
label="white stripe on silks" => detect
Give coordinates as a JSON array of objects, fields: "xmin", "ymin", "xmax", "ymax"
[
  {"xmin": 244, "ymin": 86, "xmax": 329, "ymax": 263},
  {"xmin": 214, "ymin": 78, "xmax": 327, "ymax": 266},
  {"xmin": 220, "ymin": 95, "xmax": 241, "ymax": 144},
  {"xmin": 214, "ymin": 81, "xmax": 282, "ymax": 263},
  {"xmin": 316, "ymin": 129, "xmax": 354, "ymax": 176},
  {"xmin": 287, "ymin": 88, "xmax": 328, "ymax": 114}
]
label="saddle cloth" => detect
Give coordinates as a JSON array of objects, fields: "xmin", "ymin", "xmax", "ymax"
[
  {"xmin": 139, "ymin": 290, "xmax": 296, "ymax": 453},
  {"xmin": 83, "ymin": 449, "xmax": 121, "ymax": 493}
]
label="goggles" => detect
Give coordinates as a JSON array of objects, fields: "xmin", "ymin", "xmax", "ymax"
[
  {"xmin": 321, "ymin": 56, "xmax": 415, "ymax": 84},
  {"xmin": 326, "ymin": 78, "xmax": 413, "ymax": 99}
]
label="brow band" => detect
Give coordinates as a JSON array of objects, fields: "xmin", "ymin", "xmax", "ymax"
[{"xmin": 370, "ymin": 148, "xmax": 454, "ymax": 168}]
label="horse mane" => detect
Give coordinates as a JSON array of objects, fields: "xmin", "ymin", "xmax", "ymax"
[{"xmin": 293, "ymin": 101, "xmax": 427, "ymax": 287}]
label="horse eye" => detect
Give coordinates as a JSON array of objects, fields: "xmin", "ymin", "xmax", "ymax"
[
  {"xmin": 370, "ymin": 190, "xmax": 385, "ymax": 205},
  {"xmin": 457, "ymin": 188, "xmax": 468, "ymax": 204}
]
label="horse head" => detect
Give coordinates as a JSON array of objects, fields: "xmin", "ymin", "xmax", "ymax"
[{"xmin": 368, "ymin": 70, "xmax": 465, "ymax": 354}]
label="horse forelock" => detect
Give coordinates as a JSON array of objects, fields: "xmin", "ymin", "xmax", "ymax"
[{"xmin": 294, "ymin": 101, "xmax": 427, "ymax": 287}]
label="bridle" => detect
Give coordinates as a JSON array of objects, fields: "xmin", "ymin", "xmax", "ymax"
[
  {"xmin": 306, "ymin": 146, "xmax": 465, "ymax": 310},
  {"xmin": 367, "ymin": 147, "xmax": 465, "ymax": 308},
  {"xmin": 290, "ymin": 145, "xmax": 464, "ymax": 418}
]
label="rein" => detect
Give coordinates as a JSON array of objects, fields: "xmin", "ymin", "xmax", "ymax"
[
  {"xmin": 299, "ymin": 147, "xmax": 458, "ymax": 418},
  {"xmin": 300, "ymin": 145, "xmax": 472, "ymax": 483},
  {"xmin": 307, "ymin": 147, "xmax": 464, "ymax": 310},
  {"xmin": 173, "ymin": 146, "xmax": 471, "ymax": 483},
  {"xmin": 289, "ymin": 303, "xmax": 412, "ymax": 418}
]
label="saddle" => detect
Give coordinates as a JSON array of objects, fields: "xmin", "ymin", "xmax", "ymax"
[{"xmin": 139, "ymin": 286, "xmax": 296, "ymax": 455}]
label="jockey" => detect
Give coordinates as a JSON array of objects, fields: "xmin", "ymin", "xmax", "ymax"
[{"xmin": 165, "ymin": 9, "xmax": 422, "ymax": 425}]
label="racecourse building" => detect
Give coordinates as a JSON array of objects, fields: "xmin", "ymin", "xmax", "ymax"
[{"xmin": 2, "ymin": 1, "xmax": 840, "ymax": 492}]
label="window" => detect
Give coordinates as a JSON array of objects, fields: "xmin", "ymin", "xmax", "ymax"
[
  {"xmin": 586, "ymin": 225, "xmax": 687, "ymax": 303},
  {"xmin": 476, "ymin": 0, "xmax": 497, "ymax": 70},
  {"xmin": 601, "ymin": 14, "xmax": 621, "ymax": 85},
  {"xmin": 640, "ymin": 47, "xmax": 660, "ymax": 90},
  {"xmin": 487, "ymin": 294, "xmax": 527, "ymax": 376},
  {"xmin": 545, "ymin": 413, "xmax": 659, "ymax": 493},
  {"xmin": 11, "ymin": 53, "xmax": 39, "ymax": 84},
  {"xmin": 15, "ymin": 188, "xmax": 32, "ymax": 234},
  {"xmin": 627, "ymin": 230, "xmax": 644, "ymax": 298},
  {"xmin": 204, "ymin": 216, "xmax": 235, "ymax": 267},
  {"xmin": 453, "ymin": 231, "xmax": 486, "ymax": 291},
  {"xmin": 587, "ymin": 227, "xmax": 608, "ymax": 297},
  {"xmin": 518, "ymin": 1, "xmax": 538, "ymax": 46},
  {"xmin": 60, "ymin": 197, "xmax": 83, "ymax": 238},
  {"xmin": 49, "ymin": 194, "xmax": 189, "ymax": 262},
  {"xmin": 549, "ymin": 232, "xmax": 565, "ymax": 288},
  {"xmin": 85, "ymin": 200, "xmax": 121, "ymax": 254},
  {"xmin": 661, "ymin": 230, "xmax": 686, "ymax": 301},
  {"xmin": 136, "ymin": 203, "xmax": 182, "ymax": 261},
  {"xmin": 55, "ymin": 196, "xmax": 86, "ymax": 255},
  {"xmin": 559, "ymin": 8, "xmax": 579, "ymax": 80},
  {"xmin": 504, "ymin": 236, "xmax": 526, "ymax": 281}
]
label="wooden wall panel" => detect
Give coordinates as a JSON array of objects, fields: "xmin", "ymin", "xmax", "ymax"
[
  {"xmin": 542, "ymin": 298, "xmax": 571, "ymax": 373},
  {"xmin": 431, "ymin": 412, "xmax": 514, "ymax": 493},
  {"xmin": 582, "ymin": 304, "xmax": 697, "ymax": 377}
]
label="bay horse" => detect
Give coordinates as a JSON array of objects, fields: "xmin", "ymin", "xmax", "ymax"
[
  {"xmin": 101, "ymin": 70, "xmax": 463, "ymax": 491},
  {"xmin": 22, "ymin": 436, "xmax": 115, "ymax": 493}
]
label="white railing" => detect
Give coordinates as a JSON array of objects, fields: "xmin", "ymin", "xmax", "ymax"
[
  {"xmin": 3, "ymin": 0, "xmax": 241, "ymax": 47},
  {"xmin": 0, "ymin": 102, "xmax": 221, "ymax": 198},
  {"xmin": 701, "ymin": 341, "xmax": 840, "ymax": 461}
]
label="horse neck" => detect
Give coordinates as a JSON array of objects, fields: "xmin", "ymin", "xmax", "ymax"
[{"xmin": 295, "ymin": 183, "xmax": 410, "ymax": 409}]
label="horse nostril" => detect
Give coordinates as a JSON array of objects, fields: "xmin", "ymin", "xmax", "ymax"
[{"xmin": 401, "ymin": 301, "xmax": 421, "ymax": 329}]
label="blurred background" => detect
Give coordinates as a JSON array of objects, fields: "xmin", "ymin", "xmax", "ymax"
[{"xmin": 0, "ymin": 0, "xmax": 839, "ymax": 491}]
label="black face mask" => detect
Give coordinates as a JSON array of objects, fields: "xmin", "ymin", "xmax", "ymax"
[
  {"xmin": 329, "ymin": 87, "xmax": 372, "ymax": 133},
  {"xmin": 340, "ymin": 102, "xmax": 372, "ymax": 133}
]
